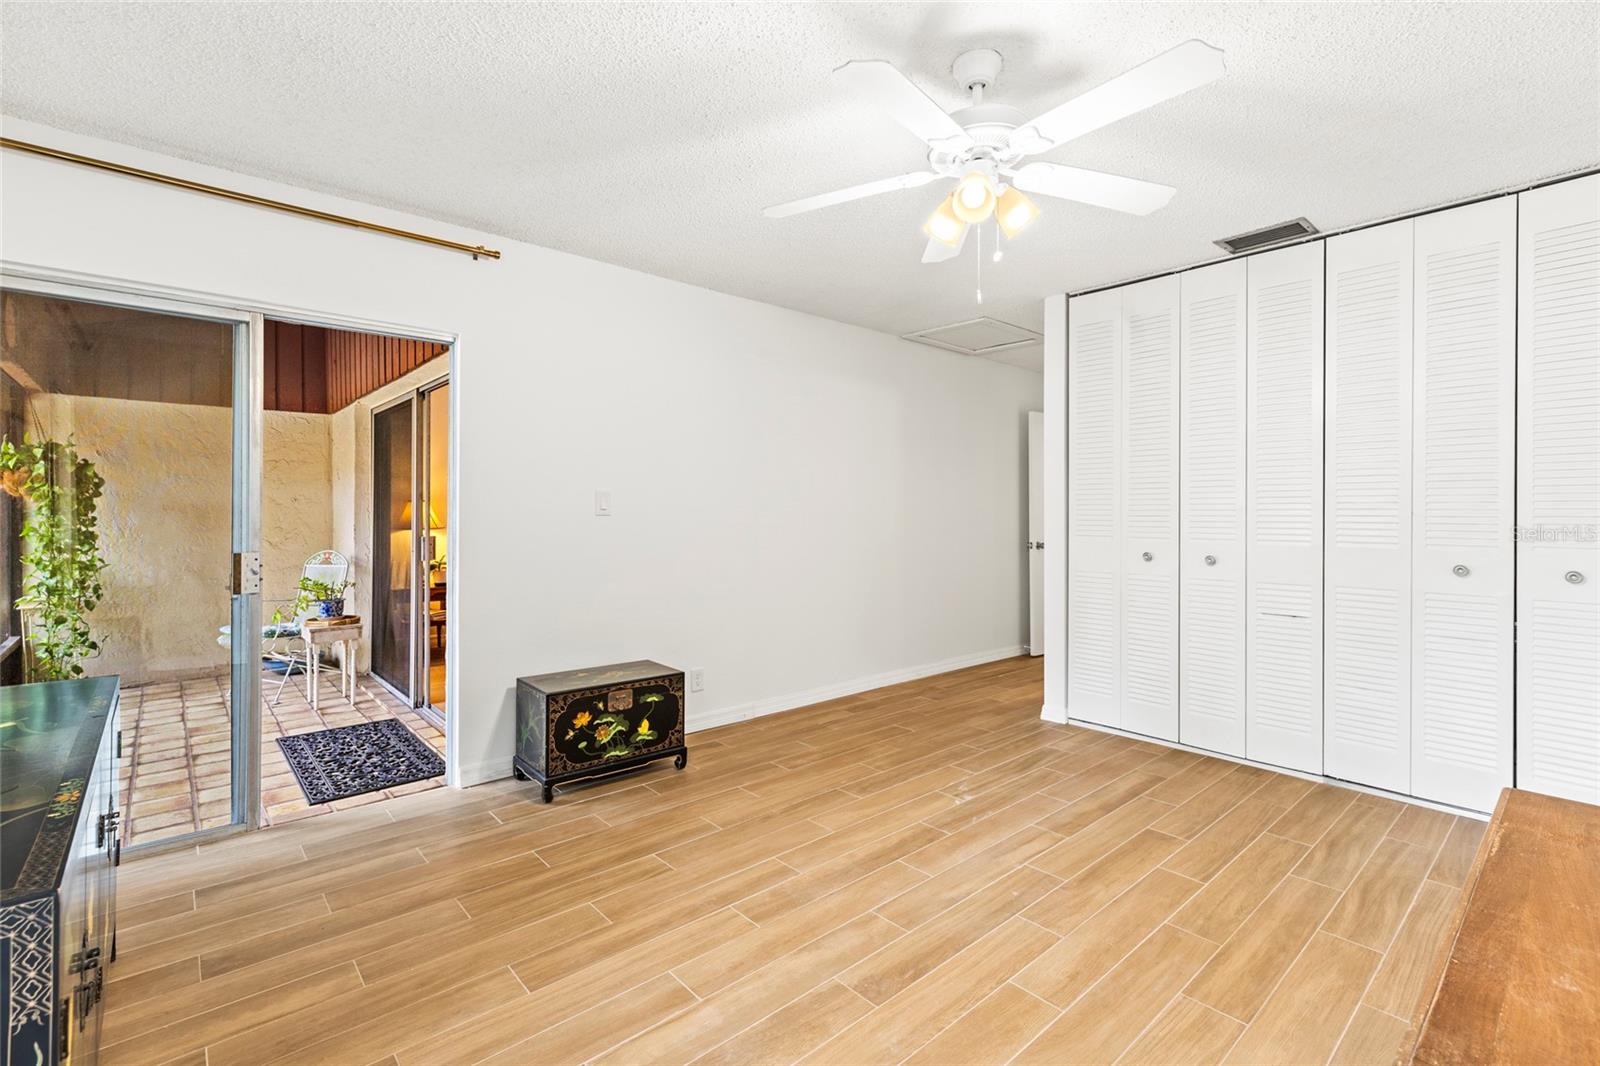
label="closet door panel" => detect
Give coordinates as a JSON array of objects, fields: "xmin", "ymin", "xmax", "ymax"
[
  {"xmin": 1180, "ymin": 260, "xmax": 1248, "ymax": 756},
  {"xmin": 1411, "ymin": 197, "xmax": 1516, "ymax": 811},
  {"xmin": 1068, "ymin": 287, "xmax": 1123, "ymax": 727},
  {"xmin": 1517, "ymin": 175, "xmax": 1600, "ymax": 804},
  {"xmin": 1325, "ymin": 220, "xmax": 1413, "ymax": 795},
  {"xmin": 1120, "ymin": 276, "xmax": 1181, "ymax": 741},
  {"xmin": 1246, "ymin": 242, "xmax": 1325, "ymax": 774}
]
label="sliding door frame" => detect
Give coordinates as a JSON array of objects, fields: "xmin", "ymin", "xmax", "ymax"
[
  {"xmin": 416, "ymin": 376, "xmax": 449, "ymax": 725},
  {"xmin": 3, "ymin": 262, "xmax": 461, "ymax": 792},
  {"xmin": 370, "ymin": 389, "xmax": 419, "ymax": 709},
  {"xmin": 368, "ymin": 373, "xmax": 450, "ymax": 730},
  {"xmin": 0, "ymin": 269, "xmax": 264, "ymax": 849}
]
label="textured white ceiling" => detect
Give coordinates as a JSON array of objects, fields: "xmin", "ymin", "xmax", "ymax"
[{"xmin": 3, "ymin": 2, "xmax": 1597, "ymax": 372}]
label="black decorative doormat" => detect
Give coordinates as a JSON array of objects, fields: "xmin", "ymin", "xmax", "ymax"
[{"xmin": 276, "ymin": 719, "xmax": 445, "ymax": 805}]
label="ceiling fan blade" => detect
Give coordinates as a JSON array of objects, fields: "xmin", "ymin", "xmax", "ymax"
[
  {"xmin": 921, "ymin": 225, "xmax": 969, "ymax": 263},
  {"xmin": 834, "ymin": 60, "xmax": 974, "ymax": 153},
  {"xmin": 763, "ymin": 171, "xmax": 943, "ymax": 219},
  {"xmin": 1009, "ymin": 39, "xmax": 1225, "ymax": 155},
  {"xmin": 1007, "ymin": 162, "xmax": 1175, "ymax": 215}
]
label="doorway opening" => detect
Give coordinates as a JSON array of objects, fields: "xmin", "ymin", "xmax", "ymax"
[
  {"xmin": 2, "ymin": 277, "xmax": 457, "ymax": 847},
  {"xmin": 256, "ymin": 320, "xmax": 452, "ymax": 828}
]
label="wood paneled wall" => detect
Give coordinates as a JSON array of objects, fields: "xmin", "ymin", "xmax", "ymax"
[
  {"xmin": 265, "ymin": 321, "xmax": 447, "ymax": 413},
  {"xmin": 322, "ymin": 328, "xmax": 448, "ymax": 412},
  {"xmin": 262, "ymin": 321, "xmax": 328, "ymax": 413}
]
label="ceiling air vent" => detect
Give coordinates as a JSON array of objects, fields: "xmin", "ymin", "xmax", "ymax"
[
  {"xmin": 1215, "ymin": 217, "xmax": 1319, "ymax": 255},
  {"xmin": 902, "ymin": 316, "xmax": 1042, "ymax": 356}
]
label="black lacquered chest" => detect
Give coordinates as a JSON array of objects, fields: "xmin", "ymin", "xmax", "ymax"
[
  {"xmin": 514, "ymin": 660, "xmax": 687, "ymax": 802},
  {"xmin": 2, "ymin": 676, "xmax": 121, "ymax": 1066}
]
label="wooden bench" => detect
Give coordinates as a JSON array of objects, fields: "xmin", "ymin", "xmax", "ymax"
[{"xmin": 1407, "ymin": 788, "xmax": 1600, "ymax": 1064}]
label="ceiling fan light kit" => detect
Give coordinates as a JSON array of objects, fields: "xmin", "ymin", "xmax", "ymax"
[
  {"xmin": 923, "ymin": 194, "xmax": 966, "ymax": 246},
  {"xmin": 996, "ymin": 185, "xmax": 1041, "ymax": 238},
  {"xmin": 951, "ymin": 168, "xmax": 998, "ymax": 222},
  {"xmin": 765, "ymin": 39, "xmax": 1227, "ymax": 266}
]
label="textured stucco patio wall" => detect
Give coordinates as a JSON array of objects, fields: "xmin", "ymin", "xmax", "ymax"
[{"xmin": 26, "ymin": 394, "xmax": 332, "ymax": 684}]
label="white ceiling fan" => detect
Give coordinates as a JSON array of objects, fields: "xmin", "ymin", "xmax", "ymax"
[{"xmin": 764, "ymin": 41, "xmax": 1226, "ymax": 263}]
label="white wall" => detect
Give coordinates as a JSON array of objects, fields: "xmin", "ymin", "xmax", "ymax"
[{"xmin": 1, "ymin": 116, "xmax": 1043, "ymax": 786}]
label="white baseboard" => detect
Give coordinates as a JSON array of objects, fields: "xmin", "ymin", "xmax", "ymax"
[
  {"xmin": 1039, "ymin": 703, "xmax": 1068, "ymax": 724},
  {"xmin": 454, "ymin": 645, "xmax": 1026, "ymax": 787},
  {"xmin": 685, "ymin": 645, "xmax": 1027, "ymax": 734},
  {"xmin": 456, "ymin": 757, "xmax": 513, "ymax": 789},
  {"xmin": 1054, "ymin": 715, "xmax": 1492, "ymax": 820}
]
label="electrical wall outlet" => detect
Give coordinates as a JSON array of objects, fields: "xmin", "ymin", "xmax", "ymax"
[{"xmin": 689, "ymin": 668, "xmax": 704, "ymax": 692}]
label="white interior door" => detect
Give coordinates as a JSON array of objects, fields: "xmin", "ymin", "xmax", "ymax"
[
  {"xmin": 1324, "ymin": 219, "xmax": 1414, "ymax": 794},
  {"xmin": 1517, "ymin": 174, "xmax": 1600, "ymax": 804},
  {"xmin": 1246, "ymin": 242, "xmax": 1326, "ymax": 774},
  {"xmin": 1411, "ymin": 197, "xmax": 1516, "ymax": 810},
  {"xmin": 1180, "ymin": 259, "xmax": 1248, "ymax": 756},
  {"xmin": 1028, "ymin": 410, "xmax": 1044, "ymax": 656},
  {"xmin": 1120, "ymin": 275, "xmax": 1181, "ymax": 741},
  {"xmin": 1068, "ymin": 287, "xmax": 1123, "ymax": 727}
]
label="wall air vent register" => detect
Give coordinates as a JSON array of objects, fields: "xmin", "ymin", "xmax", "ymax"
[{"xmin": 1215, "ymin": 217, "xmax": 1320, "ymax": 255}]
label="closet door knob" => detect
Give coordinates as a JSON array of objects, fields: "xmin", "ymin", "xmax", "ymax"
[
  {"xmin": 1204, "ymin": 555, "xmax": 1217, "ymax": 567},
  {"xmin": 1142, "ymin": 552, "xmax": 1153, "ymax": 562},
  {"xmin": 1452, "ymin": 564, "xmax": 1470, "ymax": 578},
  {"xmin": 1566, "ymin": 570, "xmax": 1586, "ymax": 585}
]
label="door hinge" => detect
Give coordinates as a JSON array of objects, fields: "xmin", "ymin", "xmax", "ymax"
[{"xmin": 232, "ymin": 551, "xmax": 262, "ymax": 595}]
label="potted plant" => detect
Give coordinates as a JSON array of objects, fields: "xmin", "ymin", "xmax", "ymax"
[
  {"xmin": 0, "ymin": 435, "xmax": 108, "ymax": 682},
  {"xmin": 291, "ymin": 575, "xmax": 355, "ymax": 620}
]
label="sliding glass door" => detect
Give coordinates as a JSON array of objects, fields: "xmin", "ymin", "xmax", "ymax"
[
  {"xmin": 370, "ymin": 379, "xmax": 448, "ymax": 726},
  {"xmin": 371, "ymin": 396, "xmax": 415, "ymax": 700},
  {"xmin": 0, "ymin": 275, "xmax": 262, "ymax": 849}
]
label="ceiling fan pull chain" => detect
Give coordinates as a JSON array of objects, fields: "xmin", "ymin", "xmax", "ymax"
[{"xmin": 975, "ymin": 223, "xmax": 984, "ymax": 304}]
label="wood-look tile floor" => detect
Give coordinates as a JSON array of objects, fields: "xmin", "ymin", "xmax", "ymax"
[{"xmin": 102, "ymin": 657, "xmax": 1484, "ymax": 1066}]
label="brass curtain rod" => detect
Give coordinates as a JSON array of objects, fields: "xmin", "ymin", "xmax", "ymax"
[{"xmin": 1, "ymin": 137, "xmax": 502, "ymax": 261}]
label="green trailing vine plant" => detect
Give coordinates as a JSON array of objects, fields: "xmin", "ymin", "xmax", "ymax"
[{"xmin": 0, "ymin": 435, "xmax": 108, "ymax": 681}]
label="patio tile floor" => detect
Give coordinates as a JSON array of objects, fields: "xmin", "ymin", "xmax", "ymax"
[{"xmin": 118, "ymin": 666, "xmax": 446, "ymax": 847}]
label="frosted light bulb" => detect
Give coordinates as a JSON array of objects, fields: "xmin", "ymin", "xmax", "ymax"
[{"xmin": 951, "ymin": 172, "xmax": 997, "ymax": 223}]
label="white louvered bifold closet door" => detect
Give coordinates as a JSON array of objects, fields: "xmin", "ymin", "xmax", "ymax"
[
  {"xmin": 1068, "ymin": 287, "xmax": 1123, "ymax": 727},
  {"xmin": 1246, "ymin": 242, "xmax": 1325, "ymax": 774},
  {"xmin": 1411, "ymin": 198, "xmax": 1516, "ymax": 811},
  {"xmin": 1119, "ymin": 276, "xmax": 1181, "ymax": 741},
  {"xmin": 1180, "ymin": 260, "xmax": 1248, "ymax": 756},
  {"xmin": 1325, "ymin": 220, "xmax": 1414, "ymax": 795},
  {"xmin": 1517, "ymin": 174, "xmax": 1600, "ymax": 804}
]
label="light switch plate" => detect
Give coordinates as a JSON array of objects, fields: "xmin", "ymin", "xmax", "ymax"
[{"xmin": 594, "ymin": 490, "xmax": 612, "ymax": 516}]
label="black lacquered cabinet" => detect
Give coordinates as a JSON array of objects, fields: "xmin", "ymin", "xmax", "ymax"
[
  {"xmin": 2, "ymin": 677, "xmax": 120, "ymax": 1066},
  {"xmin": 514, "ymin": 660, "xmax": 687, "ymax": 802}
]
